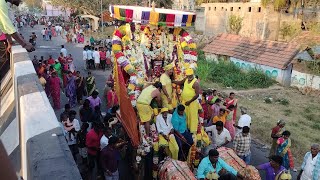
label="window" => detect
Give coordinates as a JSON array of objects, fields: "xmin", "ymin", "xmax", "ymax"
[
  {"xmin": 221, "ymin": 7, "xmax": 224, "ymax": 10},
  {"xmin": 214, "ymin": 7, "xmax": 217, "ymax": 11},
  {"xmin": 248, "ymin": 7, "xmax": 252, "ymax": 12},
  {"xmin": 209, "ymin": 7, "xmax": 211, "ymax": 11},
  {"xmin": 238, "ymin": 7, "xmax": 241, "ymax": 10},
  {"xmin": 230, "ymin": 7, "xmax": 233, "ymax": 11},
  {"xmin": 258, "ymin": 7, "xmax": 261, "ymax": 12}
]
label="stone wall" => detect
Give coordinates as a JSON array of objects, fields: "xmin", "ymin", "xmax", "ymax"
[{"xmin": 198, "ymin": 2, "xmax": 301, "ymax": 40}]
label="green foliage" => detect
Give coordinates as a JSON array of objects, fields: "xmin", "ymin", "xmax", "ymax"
[
  {"xmin": 273, "ymin": 0, "xmax": 286, "ymax": 10},
  {"xmin": 280, "ymin": 22, "xmax": 301, "ymax": 40},
  {"xmin": 276, "ymin": 98, "xmax": 290, "ymax": 106},
  {"xmin": 196, "ymin": 52, "xmax": 275, "ymax": 89},
  {"xmin": 228, "ymin": 15, "xmax": 243, "ymax": 35},
  {"xmin": 309, "ymin": 22, "xmax": 320, "ymax": 35},
  {"xmin": 50, "ymin": 0, "xmax": 139, "ymax": 16}
]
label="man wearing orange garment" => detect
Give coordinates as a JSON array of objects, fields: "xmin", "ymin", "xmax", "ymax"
[{"xmin": 173, "ymin": 68, "xmax": 200, "ymax": 133}]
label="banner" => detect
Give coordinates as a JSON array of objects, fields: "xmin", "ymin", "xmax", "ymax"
[{"xmin": 114, "ymin": 62, "xmax": 140, "ymax": 147}]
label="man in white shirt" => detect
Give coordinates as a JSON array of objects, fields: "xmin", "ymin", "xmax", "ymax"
[
  {"xmin": 156, "ymin": 108, "xmax": 179, "ymax": 160},
  {"xmin": 60, "ymin": 45, "xmax": 68, "ymax": 57},
  {"xmin": 298, "ymin": 144, "xmax": 320, "ymax": 180},
  {"xmin": 204, "ymin": 121, "xmax": 231, "ymax": 156},
  {"xmin": 41, "ymin": 28, "xmax": 46, "ymax": 40},
  {"xmin": 55, "ymin": 25, "xmax": 59, "ymax": 34},
  {"xmin": 64, "ymin": 110, "xmax": 80, "ymax": 160},
  {"xmin": 235, "ymin": 107, "xmax": 252, "ymax": 135},
  {"xmin": 93, "ymin": 47, "xmax": 100, "ymax": 69},
  {"xmin": 100, "ymin": 128, "xmax": 113, "ymax": 150},
  {"xmin": 83, "ymin": 47, "xmax": 88, "ymax": 70},
  {"xmin": 87, "ymin": 47, "xmax": 93, "ymax": 69}
]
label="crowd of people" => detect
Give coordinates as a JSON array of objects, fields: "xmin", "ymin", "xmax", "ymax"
[
  {"xmin": 31, "ymin": 25, "xmax": 319, "ymax": 180},
  {"xmin": 1, "ymin": 1, "xmax": 319, "ymax": 179}
]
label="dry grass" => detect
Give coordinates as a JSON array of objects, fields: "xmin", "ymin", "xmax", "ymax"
[
  {"xmin": 204, "ymin": 84, "xmax": 320, "ymax": 165},
  {"xmin": 89, "ymin": 26, "xmax": 115, "ymax": 40}
]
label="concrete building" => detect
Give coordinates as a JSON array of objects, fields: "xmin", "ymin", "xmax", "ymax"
[
  {"xmin": 197, "ymin": 2, "xmax": 300, "ymax": 40},
  {"xmin": 42, "ymin": 0, "xmax": 71, "ymax": 17},
  {"xmin": 203, "ymin": 33, "xmax": 300, "ymax": 86}
]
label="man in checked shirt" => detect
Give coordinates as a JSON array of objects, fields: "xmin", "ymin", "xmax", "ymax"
[{"xmin": 233, "ymin": 126, "xmax": 252, "ymax": 164}]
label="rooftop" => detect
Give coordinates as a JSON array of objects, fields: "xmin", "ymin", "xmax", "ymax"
[{"xmin": 203, "ymin": 33, "xmax": 300, "ymax": 69}]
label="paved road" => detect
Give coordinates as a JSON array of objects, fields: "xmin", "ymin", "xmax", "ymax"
[{"xmin": 21, "ymin": 25, "xmax": 298, "ymax": 180}]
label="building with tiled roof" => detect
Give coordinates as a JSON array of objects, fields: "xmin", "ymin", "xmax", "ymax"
[{"xmin": 203, "ymin": 33, "xmax": 300, "ymax": 86}]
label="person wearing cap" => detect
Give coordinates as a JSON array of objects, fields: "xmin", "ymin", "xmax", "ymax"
[
  {"xmin": 234, "ymin": 107, "xmax": 252, "ymax": 135},
  {"xmin": 173, "ymin": 68, "xmax": 200, "ymax": 133},
  {"xmin": 257, "ymin": 155, "xmax": 286, "ymax": 180},
  {"xmin": 269, "ymin": 120, "xmax": 286, "ymax": 157},
  {"xmin": 197, "ymin": 149, "xmax": 241, "ymax": 180},
  {"xmin": 155, "ymin": 108, "xmax": 179, "ymax": 160},
  {"xmin": 160, "ymin": 63, "xmax": 174, "ymax": 112},
  {"xmin": 136, "ymin": 81, "xmax": 163, "ymax": 136},
  {"xmin": 298, "ymin": 143, "xmax": 320, "ymax": 180}
]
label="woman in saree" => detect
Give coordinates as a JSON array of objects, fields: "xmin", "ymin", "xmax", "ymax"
[
  {"xmin": 276, "ymin": 130, "xmax": 295, "ymax": 170},
  {"xmin": 106, "ymin": 84, "xmax": 118, "ymax": 110},
  {"xmin": 51, "ymin": 26, "xmax": 56, "ymax": 37},
  {"xmin": 224, "ymin": 92, "xmax": 238, "ymax": 121},
  {"xmin": 49, "ymin": 72, "xmax": 62, "ymax": 109},
  {"xmin": 270, "ymin": 120, "xmax": 286, "ymax": 157},
  {"xmin": 76, "ymin": 71, "xmax": 85, "ymax": 104},
  {"xmin": 79, "ymin": 34, "xmax": 84, "ymax": 43},
  {"xmin": 86, "ymin": 71, "xmax": 96, "ymax": 96},
  {"xmin": 66, "ymin": 54, "xmax": 76, "ymax": 74},
  {"xmin": 224, "ymin": 104, "xmax": 236, "ymax": 139},
  {"xmin": 65, "ymin": 71, "xmax": 77, "ymax": 108}
]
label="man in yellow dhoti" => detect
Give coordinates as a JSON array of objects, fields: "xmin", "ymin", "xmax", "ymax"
[
  {"xmin": 136, "ymin": 81, "xmax": 162, "ymax": 136},
  {"xmin": 156, "ymin": 108, "xmax": 179, "ymax": 160},
  {"xmin": 160, "ymin": 64, "xmax": 175, "ymax": 113},
  {"xmin": 173, "ymin": 69, "xmax": 200, "ymax": 133}
]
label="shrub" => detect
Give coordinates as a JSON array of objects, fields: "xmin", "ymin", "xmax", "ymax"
[{"xmin": 203, "ymin": 62, "xmax": 274, "ymax": 89}]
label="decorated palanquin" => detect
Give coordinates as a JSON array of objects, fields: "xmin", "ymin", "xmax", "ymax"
[
  {"xmin": 110, "ymin": 4, "xmax": 210, "ymax": 179},
  {"xmin": 217, "ymin": 147, "xmax": 261, "ymax": 180},
  {"xmin": 109, "ymin": 5, "xmax": 198, "ymax": 107}
]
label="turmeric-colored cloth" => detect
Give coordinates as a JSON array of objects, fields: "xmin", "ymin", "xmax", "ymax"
[
  {"xmin": 137, "ymin": 85, "xmax": 157, "ymax": 122},
  {"xmin": 181, "ymin": 78, "xmax": 198, "ymax": 133},
  {"xmin": 212, "ymin": 111, "xmax": 228, "ymax": 125},
  {"xmin": 158, "ymin": 134, "xmax": 179, "ymax": 160},
  {"xmin": 160, "ymin": 73, "xmax": 174, "ymax": 110}
]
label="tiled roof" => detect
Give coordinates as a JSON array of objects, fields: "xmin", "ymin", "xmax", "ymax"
[{"xmin": 203, "ymin": 33, "xmax": 300, "ymax": 69}]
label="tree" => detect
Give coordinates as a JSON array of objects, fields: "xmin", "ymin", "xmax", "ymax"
[
  {"xmin": 23, "ymin": 0, "xmax": 42, "ymax": 9},
  {"xmin": 50, "ymin": 0, "xmax": 137, "ymax": 16},
  {"xmin": 260, "ymin": 0, "xmax": 287, "ymax": 40},
  {"xmin": 227, "ymin": 15, "xmax": 243, "ymax": 34}
]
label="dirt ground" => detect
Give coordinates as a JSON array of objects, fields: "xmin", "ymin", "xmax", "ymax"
[{"xmin": 202, "ymin": 82, "xmax": 320, "ymax": 165}]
